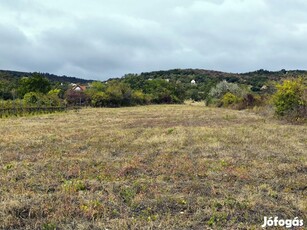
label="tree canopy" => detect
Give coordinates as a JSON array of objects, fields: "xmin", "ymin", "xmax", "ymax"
[{"xmin": 18, "ymin": 73, "xmax": 51, "ymax": 97}]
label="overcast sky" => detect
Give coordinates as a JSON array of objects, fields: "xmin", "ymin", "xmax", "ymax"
[{"xmin": 1, "ymin": 0, "xmax": 307, "ymax": 80}]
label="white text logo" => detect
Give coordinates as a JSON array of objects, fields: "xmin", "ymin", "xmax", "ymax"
[{"xmin": 262, "ymin": 216, "xmax": 303, "ymax": 228}]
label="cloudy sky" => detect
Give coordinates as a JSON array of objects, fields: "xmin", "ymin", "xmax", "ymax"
[{"xmin": 1, "ymin": 0, "xmax": 307, "ymax": 80}]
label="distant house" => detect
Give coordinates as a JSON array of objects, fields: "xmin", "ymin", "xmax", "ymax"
[
  {"xmin": 191, "ymin": 79, "xmax": 196, "ymax": 85},
  {"xmin": 66, "ymin": 84, "xmax": 88, "ymax": 106},
  {"xmin": 71, "ymin": 85, "xmax": 87, "ymax": 92}
]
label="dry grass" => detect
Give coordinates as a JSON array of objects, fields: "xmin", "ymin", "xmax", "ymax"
[{"xmin": 0, "ymin": 105, "xmax": 306, "ymax": 229}]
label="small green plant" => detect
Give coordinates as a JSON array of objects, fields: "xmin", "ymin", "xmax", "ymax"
[
  {"xmin": 62, "ymin": 180, "xmax": 87, "ymax": 192},
  {"xmin": 207, "ymin": 211, "xmax": 228, "ymax": 226},
  {"xmin": 167, "ymin": 128, "xmax": 175, "ymax": 134},
  {"xmin": 42, "ymin": 222, "xmax": 57, "ymax": 230},
  {"xmin": 80, "ymin": 200, "xmax": 104, "ymax": 220},
  {"xmin": 3, "ymin": 163, "xmax": 14, "ymax": 171},
  {"xmin": 120, "ymin": 186, "xmax": 136, "ymax": 205}
]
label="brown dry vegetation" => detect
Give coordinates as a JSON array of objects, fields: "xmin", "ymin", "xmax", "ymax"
[{"xmin": 0, "ymin": 105, "xmax": 306, "ymax": 229}]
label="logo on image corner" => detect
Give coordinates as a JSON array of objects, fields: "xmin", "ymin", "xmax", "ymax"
[{"xmin": 261, "ymin": 216, "xmax": 303, "ymax": 228}]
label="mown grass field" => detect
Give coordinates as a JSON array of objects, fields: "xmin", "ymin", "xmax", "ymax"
[{"xmin": 0, "ymin": 104, "xmax": 306, "ymax": 229}]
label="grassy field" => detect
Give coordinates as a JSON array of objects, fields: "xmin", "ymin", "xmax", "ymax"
[{"xmin": 0, "ymin": 105, "xmax": 306, "ymax": 229}]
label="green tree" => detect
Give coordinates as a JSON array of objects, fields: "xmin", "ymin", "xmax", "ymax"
[
  {"xmin": 209, "ymin": 81, "xmax": 243, "ymax": 99},
  {"xmin": 99, "ymin": 81, "xmax": 133, "ymax": 107},
  {"xmin": 90, "ymin": 81, "xmax": 106, "ymax": 92},
  {"xmin": 143, "ymin": 79, "xmax": 184, "ymax": 104},
  {"xmin": 18, "ymin": 73, "xmax": 51, "ymax": 97},
  {"xmin": 131, "ymin": 90, "xmax": 149, "ymax": 105},
  {"xmin": 85, "ymin": 81, "xmax": 106, "ymax": 103},
  {"xmin": 207, "ymin": 81, "xmax": 246, "ymax": 106},
  {"xmin": 91, "ymin": 92, "xmax": 108, "ymax": 107},
  {"xmin": 47, "ymin": 89, "xmax": 62, "ymax": 106}
]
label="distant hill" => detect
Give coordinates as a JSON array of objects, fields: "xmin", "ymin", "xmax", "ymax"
[
  {"xmin": 0, "ymin": 69, "xmax": 93, "ymax": 84},
  {"xmin": 131, "ymin": 68, "xmax": 307, "ymax": 82},
  {"xmin": 1, "ymin": 68, "xmax": 306, "ymax": 86},
  {"xmin": 118, "ymin": 68, "xmax": 307, "ymax": 92}
]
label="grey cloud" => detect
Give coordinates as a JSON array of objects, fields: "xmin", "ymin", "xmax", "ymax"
[
  {"xmin": 0, "ymin": 24, "xmax": 33, "ymax": 70},
  {"xmin": 1, "ymin": 0, "xmax": 307, "ymax": 79},
  {"xmin": 32, "ymin": 15, "xmax": 182, "ymax": 78}
]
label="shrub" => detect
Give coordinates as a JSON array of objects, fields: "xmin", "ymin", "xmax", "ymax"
[
  {"xmin": 23, "ymin": 91, "xmax": 63, "ymax": 107},
  {"xmin": 209, "ymin": 81, "xmax": 243, "ymax": 99},
  {"xmin": 234, "ymin": 94, "xmax": 264, "ymax": 110},
  {"xmin": 91, "ymin": 92, "xmax": 108, "ymax": 107},
  {"xmin": 105, "ymin": 82, "xmax": 132, "ymax": 106},
  {"xmin": 47, "ymin": 89, "xmax": 62, "ymax": 106},
  {"xmin": 131, "ymin": 90, "xmax": 149, "ymax": 105},
  {"xmin": 207, "ymin": 81, "xmax": 246, "ymax": 106},
  {"xmin": 187, "ymin": 89, "xmax": 202, "ymax": 101},
  {"xmin": 23, "ymin": 92, "xmax": 48, "ymax": 105},
  {"xmin": 221, "ymin": 92, "xmax": 241, "ymax": 107},
  {"xmin": 273, "ymin": 78, "xmax": 306, "ymax": 120}
]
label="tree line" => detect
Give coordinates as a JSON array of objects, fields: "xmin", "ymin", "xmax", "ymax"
[{"xmin": 0, "ymin": 70, "xmax": 306, "ymax": 121}]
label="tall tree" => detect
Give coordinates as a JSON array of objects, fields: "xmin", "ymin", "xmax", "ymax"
[{"xmin": 18, "ymin": 73, "xmax": 51, "ymax": 97}]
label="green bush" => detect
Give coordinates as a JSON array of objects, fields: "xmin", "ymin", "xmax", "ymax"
[
  {"xmin": 273, "ymin": 78, "xmax": 306, "ymax": 120},
  {"xmin": 91, "ymin": 92, "xmax": 108, "ymax": 107},
  {"xmin": 105, "ymin": 81, "xmax": 132, "ymax": 106},
  {"xmin": 207, "ymin": 81, "xmax": 247, "ymax": 106},
  {"xmin": 187, "ymin": 89, "xmax": 202, "ymax": 101},
  {"xmin": 221, "ymin": 92, "xmax": 241, "ymax": 107},
  {"xmin": 208, "ymin": 81, "xmax": 243, "ymax": 99},
  {"xmin": 23, "ymin": 92, "xmax": 46, "ymax": 105},
  {"xmin": 23, "ymin": 91, "xmax": 63, "ymax": 106},
  {"xmin": 47, "ymin": 89, "xmax": 62, "ymax": 106},
  {"xmin": 131, "ymin": 90, "xmax": 149, "ymax": 105}
]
